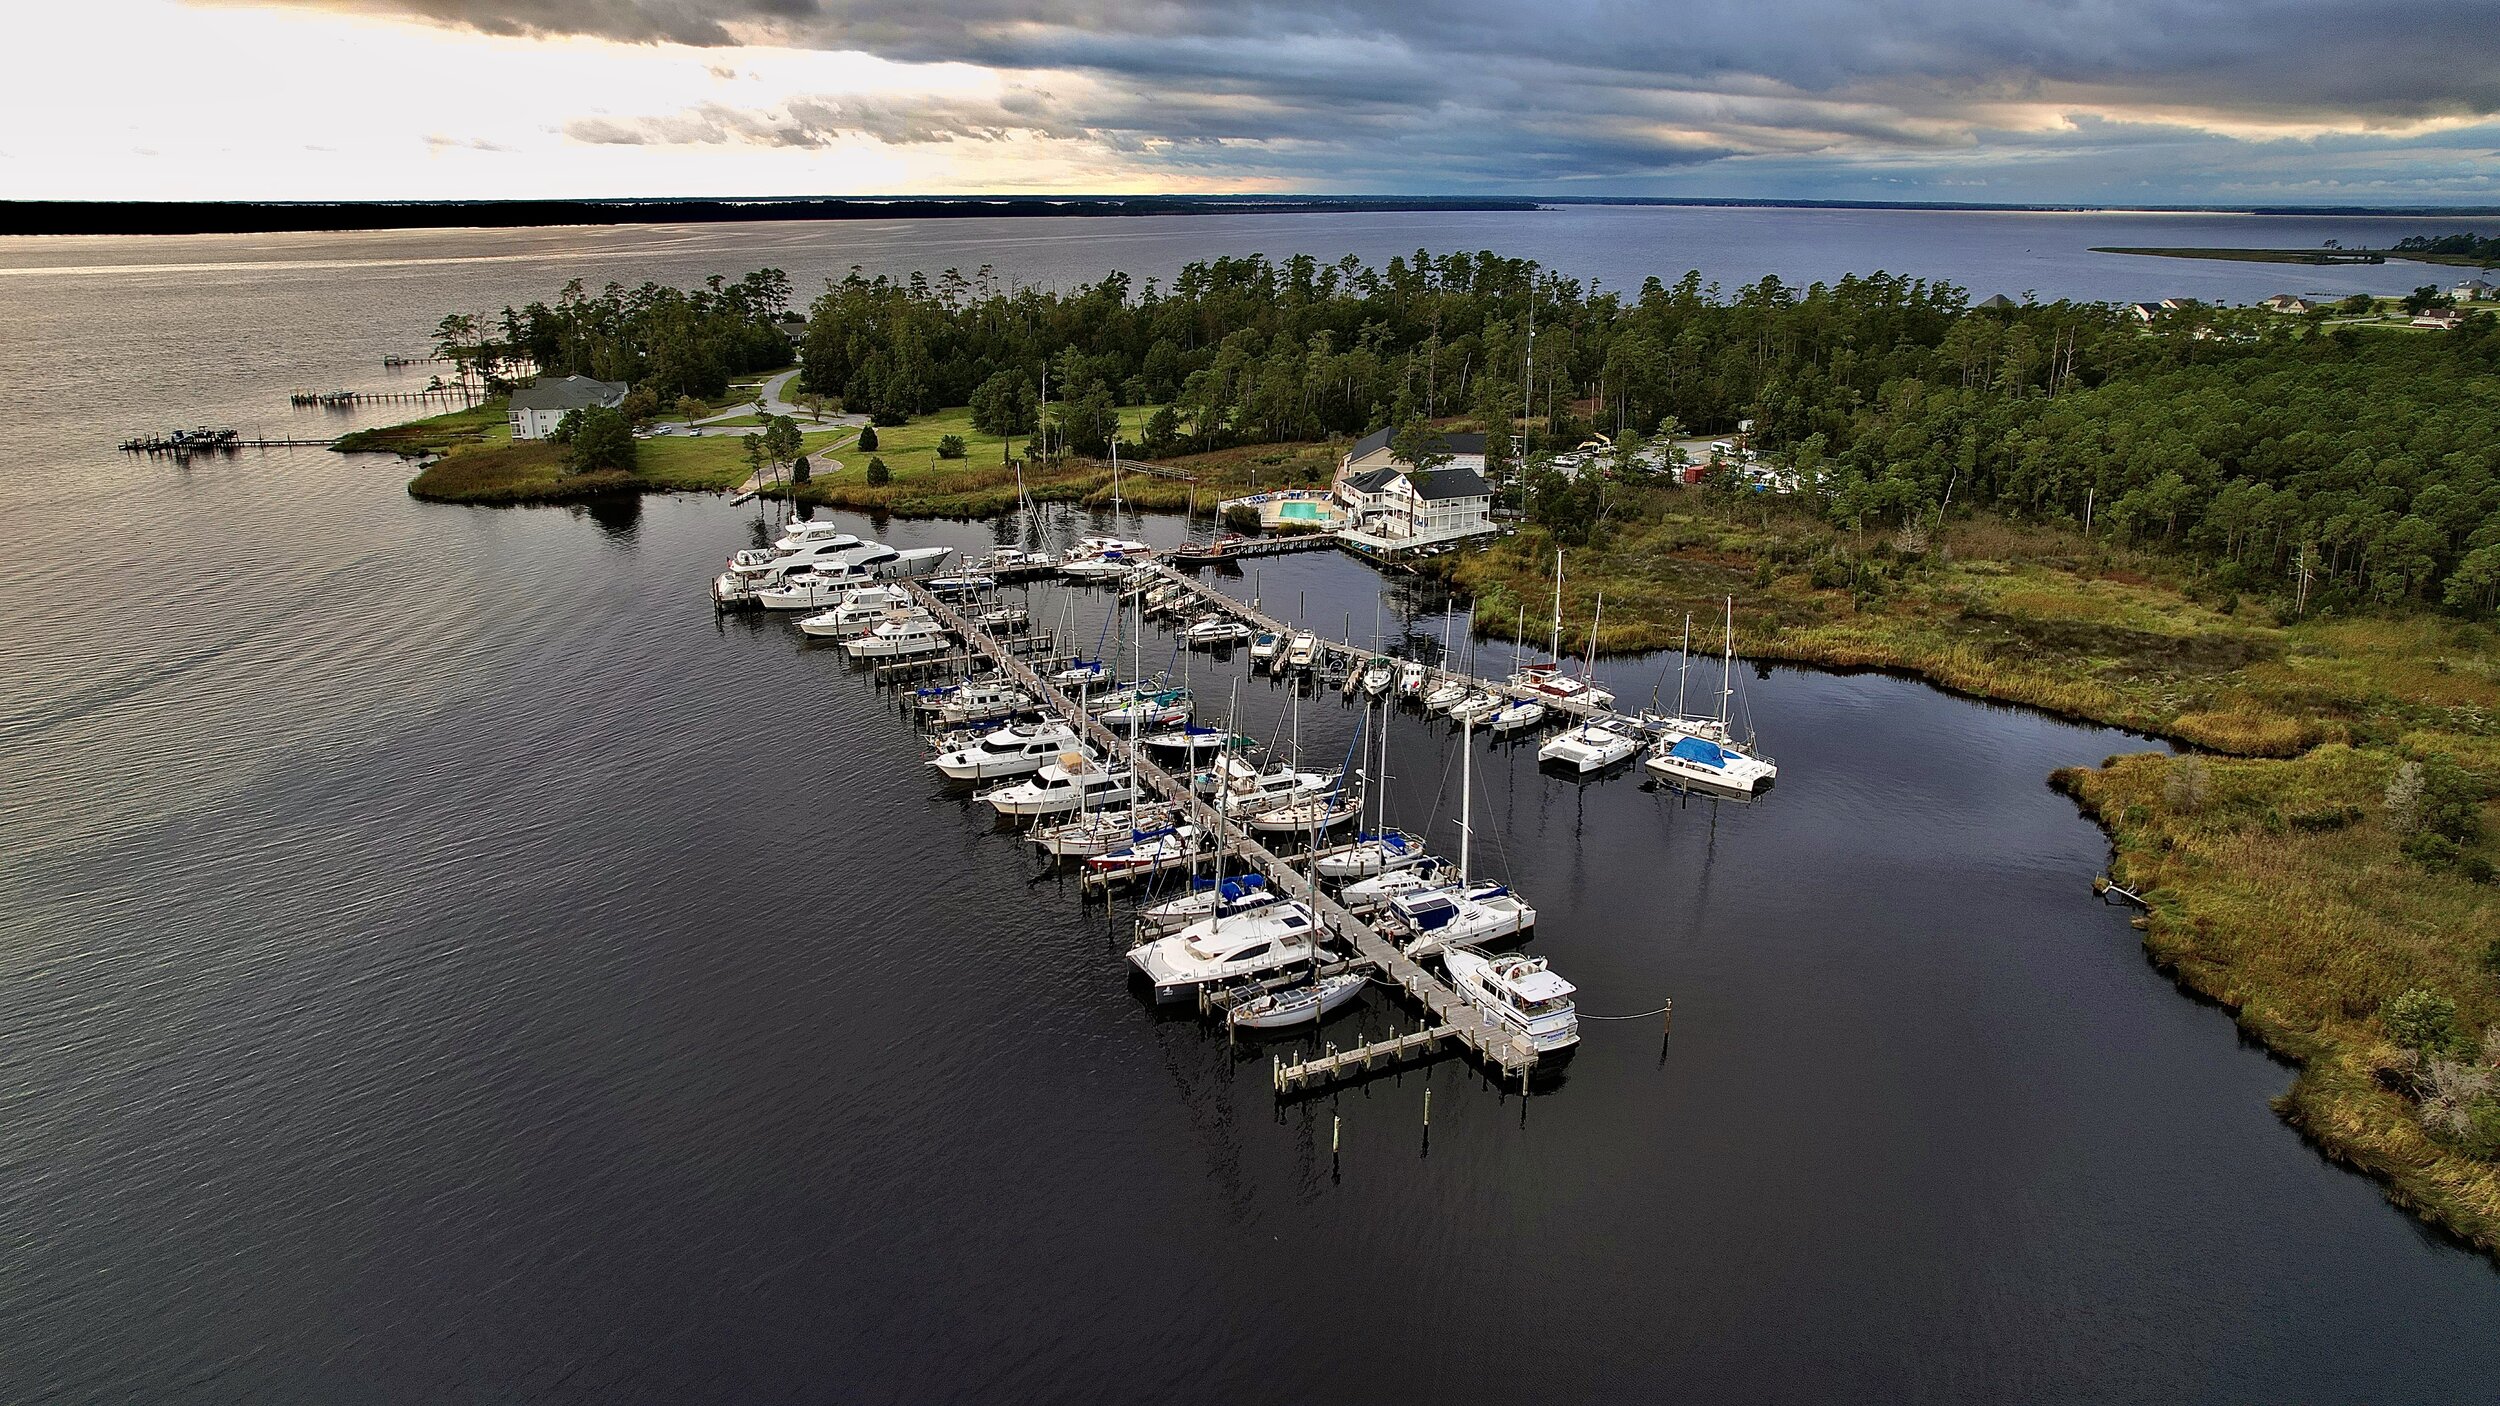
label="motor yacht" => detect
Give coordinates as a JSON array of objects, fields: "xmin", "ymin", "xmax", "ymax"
[
  {"xmin": 1397, "ymin": 660, "xmax": 1428, "ymax": 697},
  {"xmin": 1183, "ymin": 617, "xmax": 1252, "ymax": 647},
  {"xmin": 1248, "ymin": 631, "xmax": 1283, "ymax": 667},
  {"xmin": 928, "ymin": 722, "xmax": 1096, "ymax": 781},
  {"xmin": 929, "ymin": 681, "xmax": 1036, "ymax": 728},
  {"xmin": 982, "ymin": 755, "xmax": 1131, "ymax": 817},
  {"xmin": 843, "ymin": 614, "xmax": 950, "ymax": 659},
  {"xmin": 1444, "ymin": 948, "xmax": 1579, "ymax": 1054},
  {"xmin": 1286, "ymin": 632, "xmax": 1319, "ymax": 670},
  {"xmin": 797, "ymin": 585, "xmax": 916, "ymax": 638}
]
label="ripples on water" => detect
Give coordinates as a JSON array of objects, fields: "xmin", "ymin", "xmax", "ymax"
[{"xmin": 6, "ymin": 218, "xmax": 2500, "ymax": 1402}]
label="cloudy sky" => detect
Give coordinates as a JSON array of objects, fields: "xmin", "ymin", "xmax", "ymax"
[{"xmin": 10, "ymin": 0, "xmax": 2500, "ymax": 203}]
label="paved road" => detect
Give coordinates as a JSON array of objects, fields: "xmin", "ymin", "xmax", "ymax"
[{"xmin": 669, "ymin": 369, "xmax": 866, "ymax": 438}]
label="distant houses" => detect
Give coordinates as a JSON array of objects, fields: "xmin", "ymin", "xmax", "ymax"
[
  {"xmin": 1975, "ymin": 293, "xmax": 2018, "ymax": 312},
  {"xmin": 1332, "ymin": 426, "xmax": 1495, "ymax": 545},
  {"xmin": 2412, "ymin": 306, "xmax": 2467, "ymax": 330},
  {"xmin": 509, "ymin": 375, "xmax": 630, "ymax": 441},
  {"xmin": 2452, "ymin": 278, "xmax": 2495, "ymax": 303},
  {"xmin": 2127, "ymin": 301, "xmax": 2165, "ymax": 323},
  {"xmin": 2262, "ymin": 294, "xmax": 2318, "ymax": 314}
]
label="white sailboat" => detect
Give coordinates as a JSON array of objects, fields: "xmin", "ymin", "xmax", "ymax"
[
  {"xmin": 1509, "ymin": 548, "xmax": 1617, "ymax": 709},
  {"xmin": 1316, "ymin": 695, "xmax": 1435, "ymax": 879},
  {"xmin": 1644, "ymin": 597, "xmax": 1778, "ymax": 797},
  {"xmin": 1226, "ymin": 971, "xmax": 1368, "ymax": 1031},
  {"xmin": 1388, "ymin": 714, "xmax": 1536, "ymax": 956}
]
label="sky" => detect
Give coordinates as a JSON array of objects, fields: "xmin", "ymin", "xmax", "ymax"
[{"xmin": 7, "ymin": 0, "xmax": 2500, "ymax": 204}]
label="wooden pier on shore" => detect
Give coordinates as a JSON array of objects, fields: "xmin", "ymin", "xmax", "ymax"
[{"xmin": 903, "ymin": 581, "xmax": 1543, "ymax": 1090}]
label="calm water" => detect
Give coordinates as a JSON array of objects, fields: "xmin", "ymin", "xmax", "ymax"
[{"xmin": 4, "ymin": 214, "xmax": 2498, "ymax": 1402}]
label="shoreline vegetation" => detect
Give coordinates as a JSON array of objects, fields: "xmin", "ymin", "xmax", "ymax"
[{"xmin": 353, "ymin": 250, "xmax": 2498, "ymax": 1255}]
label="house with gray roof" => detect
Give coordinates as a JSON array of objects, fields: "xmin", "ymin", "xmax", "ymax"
[
  {"xmin": 1333, "ymin": 427, "xmax": 1496, "ymax": 545},
  {"xmin": 508, "ymin": 375, "xmax": 630, "ymax": 441}
]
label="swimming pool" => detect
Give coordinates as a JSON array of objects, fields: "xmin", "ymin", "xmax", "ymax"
[{"xmin": 1278, "ymin": 501, "xmax": 1327, "ymax": 521}]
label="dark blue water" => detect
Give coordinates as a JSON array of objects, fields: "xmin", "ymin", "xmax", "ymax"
[{"xmin": 5, "ymin": 219, "xmax": 2498, "ymax": 1402}]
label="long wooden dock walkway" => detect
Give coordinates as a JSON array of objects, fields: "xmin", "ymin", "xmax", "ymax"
[
  {"xmin": 1138, "ymin": 563, "xmax": 1622, "ymax": 725},
  {"xmin": 904, "ymin": 581, "xmax": 1541, "ymax": 1089}
]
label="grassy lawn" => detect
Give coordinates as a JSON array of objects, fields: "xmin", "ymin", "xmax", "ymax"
[
  {"xmin": 409, "ymin": 425, "xmax": 853, "ymax": 500},
  {"xmin": 792, "ymin": 406, "xmax": 1192, "ymax": 516},
  {"xmin": 333, "ymin": 397, "xmax": 509, "ymax": 456}
]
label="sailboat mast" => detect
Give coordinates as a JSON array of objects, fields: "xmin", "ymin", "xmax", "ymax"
[
  {"xmin": 1720, "ymin": 596, "xmax": 1735, "ymax": 728},
  {"xmin": 1459, "ymin": 715, "xmax": 1473, "ymax": 887},
  {"xmin": 1550, "ymin": 547, "xmax": 1563, "ymax": 662},
  {"xmin": 1377, "ymin": 690, "xmax": 1391, "ymax": 837},
  {"xmin": 1586, "ymin": 591, "xmax": 1603, "ymax": 676},
  {"xmin": 1676, "ymin": 613, "xmax": 1692, "ymax": 719}
]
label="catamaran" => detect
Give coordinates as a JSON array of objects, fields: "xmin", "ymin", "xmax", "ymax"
[
  {"xmin": 1126, "ymin": 899, "xmax": 1323, "ymax": 1003},
  {"xmin": 1538, "ymin": 716, "xmax": 1640, "ymax": 773},
  {"xmin": 1643, "ymin": 597, "xmax": 1778, "ymax": 797},
  {"xmin": 928, "ymin": 721, "xmax": 1097, "ymax": 781}
]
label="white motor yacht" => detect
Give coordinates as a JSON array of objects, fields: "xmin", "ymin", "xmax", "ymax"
[
  {"xmin": 1286, "ymin": 632, "xmax": 1319, "ymax": 670},
  {"xmin": 925, "ymin": 572, "xmax": 998, "ymax": 597},
  {"xmin": 1127, "ymin": 900, "xmax": 1322, "ymax": 1003},
  {"xmin": 876, "ymin": 545, "xmax": 958, "ymax": 580},
  {"xmin": 797, "ymin": 585, "xmax": 916, "ymax": 638},
  {"xmin": 983, "ymin": 755, "xmax": 1131, "ymax": 817},
  {"xmin": 844, "ymin": 614, "xmax": 950, "ymax": 659},
  {"xmin": 757, "ymin": 564, "xmax": 885, "ymax": 611},
  {"xmin": 1184, "ymin": 617, "xmax": 1252, "ymax": 647},
  {"xmin": 1538, "ymin": 718, "xmax": 1641, "ymax": 773},
  {"xmin": 928, "ymin": 722, "xmax": 1096, "ymax": 781},
  {"xmin": 1397, "ymin": 660, "xmax": 1428, "ymax": 697},
  {"xmin": 1444, "ymin": 948, "xmax": 1579, "ymax": 1054},
  {"xmin": 1248, "ymin": 631, "xmax": 1282, "ymax": 666}
]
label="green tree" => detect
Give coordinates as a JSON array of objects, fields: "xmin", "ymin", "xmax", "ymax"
[
  {"xmin": 858, "ymin": 424, "xmax": 879, "ymax": 452},
  {"xmin": 1391, "ymin": 417, "xmax": 1453, "ymax": 476},
  {"xmin": 865, "ymin": 455, "xmax": 891, "ymax": 486},
  {"xmin": 936, "ymin": 434, "xmax": 967, "ymax": 460},
  {"xmin": 673, "ymin": 394, "xmax": 705, "ymax": 423},
  {"xmin": 792, "ymin": 454, "xmax": 811, "ymax": 485},
  {"xmin": 1057, "ymin": 387, "xmax": 1119, "ymax": 459},
  {"xmin": 2384, "ymin": 987, "xmax": 2462, "ymax": 1054},
  {"xmin": 568, "ymin": 407, "xmax": 636, "ymax": 474},
  {"xmin": 1141, "ymin": 404, "xmax": 1182, "ymax": 457}
]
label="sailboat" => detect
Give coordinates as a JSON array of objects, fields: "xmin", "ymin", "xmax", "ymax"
[
  {"xmin": 1509, "ymin": 547, "xmax": 1617, "ymax": 709},
  {"xmin": 1226, "ymin": 970, "xmax": 1368, "ymax": 1031},
  {"xmin": 1386, "ymin": 713, "xmax": 1536, "ymax": 955},
  {"xmin": 1643, "ymin": 596, "xmax": 1778, "ymax": 797},
  {"xmin": 1317, "ymin": 695, "xmax": 1433, "ymax": 879}
]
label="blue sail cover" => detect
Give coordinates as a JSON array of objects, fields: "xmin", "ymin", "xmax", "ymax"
[{"xmin": 1668, "ymin": 736, "xmax": 1731, "ymax": 769}]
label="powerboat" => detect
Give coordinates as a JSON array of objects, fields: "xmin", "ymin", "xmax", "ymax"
[
  {"xmin": 1443, "ymin": 948, "xmax": 1579, "ymax": 1054},
  {"xmin": 928, "ymin": 722, "xmax": 1097, "ymax": 781},
  {"xmin": 1313, "ymin": 828, "xmax": 1432, "ymax": 881},
  {"xmin": 875, "ymin": 545, "xmax": 958, "ymax": 580},
  {"xmin": 1538, "ymin": 718, "xmax": 1641, "ymax": 773},
  {"xmin": 1360, "ymin": 657, "xmax": 1395, "ymax": 696},
  {"xmin": 1127, "ymin": 900, "xmax": 1323, "ymax": 1002},
  {"xmin": 1286, "ymin": 632, "xmax": 1319, "ymax": 670},
  {"xmin": 1095, "ymin": 688, "xmax": 1192, "ymax": 729},
  {"xmin": 926, "ymin": 572, "xmax": 998, "ymax": 597},
  {"xmin": 844, "ymin": 614, "xmax": 950, "ymax": 659},
  {"xmin": 1509, "ymin": 661, "xmax": 1616, "ymax": 710},
  {"xmin": 1227, "ymin": 972, "xmax": 1367, "ymax": 1031},
  {"xmin": 1397, "ymin": 660, "xmax": 1428, "ymax": 697},
  {"xmin": 1061, "ymin": 536, "xmax": 1157, "ymax": 580},
  {"xmin": 982, "ymin": 755, "xmax": 1131, "ymax": 817},
  {"xmin": 928, "ymin": 681, "xmax": 1036, "ymax": 728},
  {"xmin": 968, "ymin": 547, "xmax": 1057, "ymax": 572},
  {"xmin": 1183, "ymin": 617, "xmax": 1252, "ymax": 647},
  {"xmin": 1248, "ymin": 631, "xmax": 1283, "ymax": 667},
  {"xmin": 757, "ymin": 564, "xmax": 886, "ymax": 611},
  {"xmin": 797, "ymin": 584, "xmax": 915, "ymax": 638}
]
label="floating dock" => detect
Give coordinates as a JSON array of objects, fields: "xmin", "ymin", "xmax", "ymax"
[{"xmin": 904, "ymin": 581, "xmax": 1545, "ymax": 1089}]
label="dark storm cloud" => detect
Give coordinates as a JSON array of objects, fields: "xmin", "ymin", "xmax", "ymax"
[{"xmin": 275, "ymin": 0, "xmax": 2500, "ymax": 187}]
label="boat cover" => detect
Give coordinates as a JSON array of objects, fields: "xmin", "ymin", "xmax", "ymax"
[{"xmin": 1667, "ymin": 736, "xmax": 1730, "ymax": 769}]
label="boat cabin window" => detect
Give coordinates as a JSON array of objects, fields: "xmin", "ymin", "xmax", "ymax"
[
  {"xmin": 1231, "ymin": 943, "xmax": 1270, "ymax": 962},
  {"xmin": 1277, "ymin": 913, "xmax": 1307, "ymax": 930}
]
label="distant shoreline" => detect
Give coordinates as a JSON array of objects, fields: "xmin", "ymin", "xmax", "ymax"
[
  {"xmin": 10, "ymin": 195, "xmax": 2500, "ymax": 237},
  {"xmin": 2096, "ymin": 244, "xmax": 2498, "ymax": 269}
]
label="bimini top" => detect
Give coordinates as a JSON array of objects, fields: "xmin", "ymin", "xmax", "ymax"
[{"xmin": 1667, "ymin": 736, "xmax": 1730, "ymax": 769}]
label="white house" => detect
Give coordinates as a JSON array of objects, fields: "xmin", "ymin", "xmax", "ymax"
[
  {"xmin": 2261, "ymin": 294, "xmax": 2318, "ymax": 314},
  {"xmin": 2451, "ymin": 279, "xmax": 2494, "ymax": 302},
  {"xmin": 509, "ymin": 375, "xmax": 630, "ymax": 441},
  {"xmin": 1331, "ymin": 426, "xmax": 1498, "ymax": 544}
]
